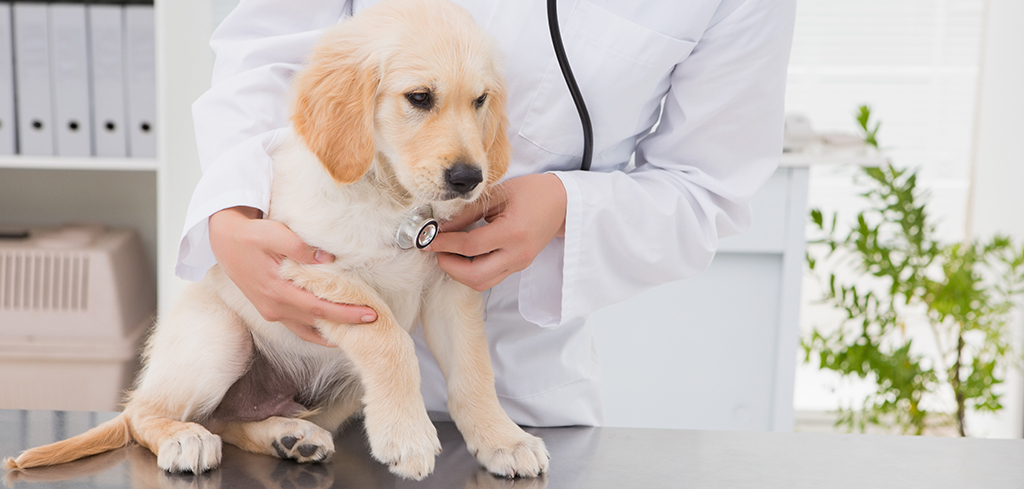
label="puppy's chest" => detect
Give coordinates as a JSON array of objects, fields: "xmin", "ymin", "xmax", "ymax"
[
  {"xmin": 334, "ymin": 250, "xmax": 438, "ymax": 327},
  {"xmin": 272, "ymin": 199, "xmax": 440, "ymax": 294},
  {"xmin": 268, "ymin": 133, "xmax": 445, "ymax": 319},
  {"xmin": 276, "ymin": 215, "xmax": 440, "ymax": 331},
  {"xmin": 300, "ymin": 231, "xmax": 438, "ymax": 295}
]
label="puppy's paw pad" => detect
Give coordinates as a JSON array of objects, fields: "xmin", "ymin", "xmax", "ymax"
[
  {"xmin": 156, "ymin": 425, "xmax": 222, "ymax": 474},
  {"xmin": 270, "ymin": 421, "xmax": 335, "ymax": 463},
  {"xmin": 474, "ymin": 433, "xmax": 549, "ymax": 478}
]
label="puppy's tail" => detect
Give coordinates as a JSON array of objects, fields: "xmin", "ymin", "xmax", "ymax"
[{"xmin": 4, "ymin": 413, "xmax": 131, "ymax": 471}]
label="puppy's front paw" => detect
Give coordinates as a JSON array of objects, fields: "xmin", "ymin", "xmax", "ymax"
[
  {"xmin": 269, "ymin": 419, "xmax": 335, "ymax": 464},
  {"xmin": 156, "ymin": 424, "xmax": 222, "ymax": 474},
  {"xmin": 471, "ymin": 430, "xmax": 549, "ymax": 479},
  {"xmin": 365, "ymin": 412, "xmax": 442, "ymax": 480}
]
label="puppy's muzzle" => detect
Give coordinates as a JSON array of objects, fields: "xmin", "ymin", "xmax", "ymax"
[{"xmin": 445, "ymin": 162, "xmax": 484, "ymax": 197}]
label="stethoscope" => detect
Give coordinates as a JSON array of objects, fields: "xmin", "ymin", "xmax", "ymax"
[
  {"xmin": 397, "ymin": 0, "xmax": 592, "ymax": 250},
  {"xmin": 395, "ymin": 205, "xmax": 439, "ymax": 250},
  {"xmin": 547, "ymin": 0, "xmax": 593, "ymax": 172}
]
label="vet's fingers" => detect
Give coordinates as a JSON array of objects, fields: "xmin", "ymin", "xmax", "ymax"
[
  {"xmin": 317, "ymin": 298, "xmax": 378, "ymax": 325},
  {"xmin": 439, "ymin": 193, "xmax": 508, "ymax": 232},
  {"xmin": 426, "ymin": 231, "xmax": 476, "ymax": 256},
  {"xmin": 428, "ymin": 218, "xmax": 511, "ymax": 257},
  {"xmin": 280, "ymin": 282, "xmax": 377, "ymax": 325},
  {"xmin": 436, "ymin": 250, "xmax": 511, "ymax": 292},
  {"xmin": 262, "ymin": 220, "xmax": 334, "ymax": 265},
  {"xmin": 439, "ymin": 199, "xmax": 488, "ymax": 233}
]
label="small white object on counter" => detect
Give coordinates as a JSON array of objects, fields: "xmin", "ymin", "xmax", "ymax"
[{"xmin": 0, "ymin": 225, "xmax": 154, "ymax": 411}]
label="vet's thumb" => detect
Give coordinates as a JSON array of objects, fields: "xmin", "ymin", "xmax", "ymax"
[{"xmin": 272, "ymin": 223, "xmax": 334, "ymax": 265}]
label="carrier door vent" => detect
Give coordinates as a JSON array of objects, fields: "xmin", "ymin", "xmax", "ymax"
[{"xmin": 0, "ymin": 252, "xmax": 89, "ymax": 312}]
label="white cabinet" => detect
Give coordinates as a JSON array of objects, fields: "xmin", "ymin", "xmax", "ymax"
[
  {"xmin": 0, "ymin": 0, "xmax": 212, "ymax": 314},
  {"xmin": 590, "ymin": 164, "xmax": 809, "ymax": 432}
]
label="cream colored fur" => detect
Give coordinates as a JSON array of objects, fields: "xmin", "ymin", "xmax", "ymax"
[{"xmin": 4, "ymin": 0, "xmax": 546, "ymax": 480}]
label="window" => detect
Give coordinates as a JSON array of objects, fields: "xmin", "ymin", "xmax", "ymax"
[{"xmin": 790, "ymin": 0, "xmax": 987, "ymax": 415}]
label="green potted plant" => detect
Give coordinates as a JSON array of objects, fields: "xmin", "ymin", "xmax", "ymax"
[{"xmin": 803, "ymin": 106, "xmax": 1024, "ymax": 436}]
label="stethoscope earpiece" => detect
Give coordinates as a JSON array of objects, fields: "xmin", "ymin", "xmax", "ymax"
[{"xmin": 396, "ymin": 205, "xmax": 439, "ymax": 250}]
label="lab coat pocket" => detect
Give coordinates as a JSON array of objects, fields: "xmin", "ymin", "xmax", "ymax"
[{"xmin": 518, "ymin": 1, "xmax": 696, "ymax": 160}]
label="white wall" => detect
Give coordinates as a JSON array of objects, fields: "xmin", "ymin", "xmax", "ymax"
[
  {"xmin": 156, "ymin": 0, "xmax": 212, "ymax": 313},
  {"xmin": 970, "ymin": 4, "xmax": 1024, "ymax": 238},
  {"xmin": 211, "ymin": 0, "xmax": 239, "ymax": 29},
  {"xmin": 963, "ymin": 0, "xmax": 1024, "ymax": 438}
]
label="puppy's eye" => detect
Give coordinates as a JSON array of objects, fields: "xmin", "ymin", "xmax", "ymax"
[
  {"xmin": 474, "ymin": 93, "xmax": 488, "ymax": 109},
  {"xmin": 406, "ymin": 92, "xmax": 432, "ymax": 109}
]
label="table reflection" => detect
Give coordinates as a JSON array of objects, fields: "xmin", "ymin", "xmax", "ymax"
[{"xmin": 3, "ymin": 411, "xmax": 579, "ymax": 489}]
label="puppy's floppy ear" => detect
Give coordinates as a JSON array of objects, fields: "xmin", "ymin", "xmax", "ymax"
[
  {"xmin": 291, "ymin": 40, "xmax": 379, "ymax": 185},
  {"xmin": 483, "ymin": 82, "xmax": 511, "ymax": 185}
]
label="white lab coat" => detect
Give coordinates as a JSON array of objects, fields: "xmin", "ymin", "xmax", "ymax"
[{"xmin": 178, "ymin": 0, "xmax": 796, "ymax": 427}]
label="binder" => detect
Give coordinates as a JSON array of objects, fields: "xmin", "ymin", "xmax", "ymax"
[
  {"xmin": 124, "ymin": 0, "xmax": 156, "ymax": 158},
  {"xmin": 12, "ymin": 0, "xmax": 54, "ymax": 155},
  {"xmin": 87, "ymin": 0, "xmax": 127, "ymax": 157},
  {"xmin": 49, "ymin": 0, "xmax": 93, "ymax": 156},
  {"xmin": 0, "ymin": 2, "xmax": 15, "ymax": 155}
]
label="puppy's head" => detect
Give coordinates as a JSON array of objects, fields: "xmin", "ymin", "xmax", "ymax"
[{"xmin": 290, "ymin": 0, "xmax": 509, "ymax": 205}]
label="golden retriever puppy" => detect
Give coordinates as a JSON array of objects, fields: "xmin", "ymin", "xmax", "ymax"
[{"xmin": 5, "ymin": 0, "xmax": 548, "ymax": 480}]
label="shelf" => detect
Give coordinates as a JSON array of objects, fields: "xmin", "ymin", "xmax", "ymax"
[{"xmin": 0, "ymin": 155, "xmax": 159, "ymax": 171}]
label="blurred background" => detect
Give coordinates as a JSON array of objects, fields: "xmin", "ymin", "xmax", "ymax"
[{"xmin": 787, "ymin": 0, "xmax": 1024, "ymax": 438}]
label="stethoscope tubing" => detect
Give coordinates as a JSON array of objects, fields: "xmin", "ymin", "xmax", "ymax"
[{"xmin": 546, "ymin": 0, "xmax": 594, "ymax": 172}]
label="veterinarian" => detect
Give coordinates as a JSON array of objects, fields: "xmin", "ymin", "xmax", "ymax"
[{"xmin": 178, "ymin": 0, "xmax": 796, "ymax": 427}]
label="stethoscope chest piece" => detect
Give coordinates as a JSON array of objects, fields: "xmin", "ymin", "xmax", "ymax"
[{"xmin": 396, "ymin": 204, "xmax": 439, "ymax": 250}]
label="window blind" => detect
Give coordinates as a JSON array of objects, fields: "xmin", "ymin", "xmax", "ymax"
[{"xmin": 786, "ymin": 0, "xmax": 985, "ymax": 183}]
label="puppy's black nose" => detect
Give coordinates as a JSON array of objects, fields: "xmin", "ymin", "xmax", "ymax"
[{"xmin": 445, "ymin": 163, "xmax": 483, "ymax": 195}]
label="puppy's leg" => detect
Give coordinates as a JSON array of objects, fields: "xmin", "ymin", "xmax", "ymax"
[
  {"xmin": 124, "ymin": 411, "xmax": 222, "ymax": 474},
  {"xmin": 215, "ymin": 417, "xmax": 334, "ymax": 463},
  {"xmin": 125, "ymin": 277, "xmax": 256, "ymax": 473},
  {"xmin": 318, "ymin": 299, "xmax": 441, "ymax": 480},
  {"xmin": 421, "ymin": 278, "xmax": 549, "ymax": 478},
  {"xmin": 302, "ymin": 388, "xmax": 364, "ymax": 433},
  {"xmin": 283, "ymin": 268, "xmax": 440, "ymax": 480}
]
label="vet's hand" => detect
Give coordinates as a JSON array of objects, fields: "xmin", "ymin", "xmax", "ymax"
[
  {"xmin": 427, "ymin": 173, "xmax": 567, "ymax": 291},
  {"xmin": 208, "ymin": 206, "xmax": 378, "ymax": 347}
]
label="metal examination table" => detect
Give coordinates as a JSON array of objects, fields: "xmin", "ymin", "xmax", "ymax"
[{"xmin": 3, "ymin": 409, "xmax": 1023, "ymax": 488}]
